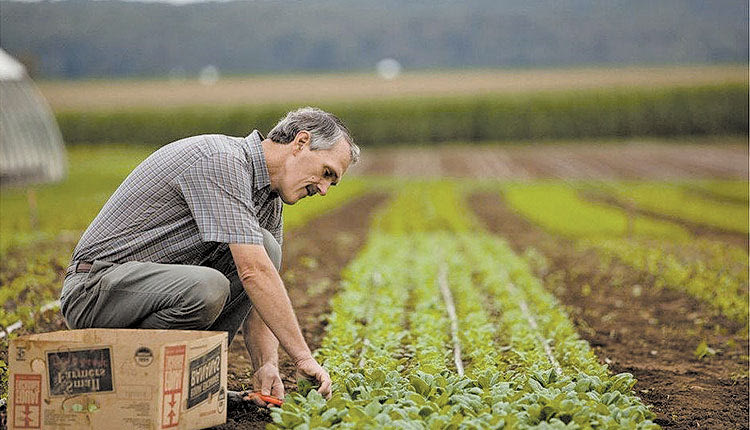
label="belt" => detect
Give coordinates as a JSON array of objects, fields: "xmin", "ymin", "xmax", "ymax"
[{"xmin": 65, "ymin": 261, "xmax": 94, "ymax": 278}]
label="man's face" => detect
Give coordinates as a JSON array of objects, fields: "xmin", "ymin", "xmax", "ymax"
[{"xmin": 276, "ymin": 132, "xmax": 352, "ymax": 205}]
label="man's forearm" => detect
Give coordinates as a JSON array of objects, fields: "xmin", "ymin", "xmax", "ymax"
[
  {"xmin": 240, "ymin": 264, "xmax": 312, "ymax": 363},
  {"xmin": 243, "ymin": 308, "xmax": 279, "ymax": 370}
]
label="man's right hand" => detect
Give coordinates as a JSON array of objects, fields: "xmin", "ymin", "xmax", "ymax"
[
  {"xmin": 295, "ymin": 357, "xmax": 332, "ymax": 399},
  {"xmin": 250, "ymin": 362, "xmax": 285, "ymax": 407}
]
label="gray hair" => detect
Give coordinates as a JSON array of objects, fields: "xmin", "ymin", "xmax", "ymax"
[{"xmin": 268, "ymin": 107, "xmax": 360, "ymax": 164}]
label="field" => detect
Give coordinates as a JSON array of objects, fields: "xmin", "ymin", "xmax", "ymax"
[
  {"xmin": 38, "ymin": 65, "xmax": 747, "ymax": 112},
  {"xmin": 1, "ymin": 136, "xmax": 747, "ymax": 429},
  {"xmin": 2, "ymin": 65, "xmax": 749, "ymax": 428}
]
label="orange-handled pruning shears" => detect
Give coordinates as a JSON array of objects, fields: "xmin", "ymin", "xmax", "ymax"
[{"xmin": 243, "ymin": 391, "xmax": 284, "ymax": 406}]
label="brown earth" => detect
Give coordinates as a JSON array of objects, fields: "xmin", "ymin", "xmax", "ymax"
[
  {"xmin": 468, "ymin": 192, "xmax": 749, "ymax": 429},
  {"xmin": 351, "ymin": 139, "xmax": 749, "ymax": 180},
  {"xmin": 215, "ymin": 193, "xmax": 388, "ymax": 429}
]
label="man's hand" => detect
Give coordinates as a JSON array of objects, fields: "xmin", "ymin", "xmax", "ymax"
[
  {"xmin": 248, "ymin": 362, "xmax": 285, "ymax": 408},
  {"xmin": 295, "ymin": 357, "xmax": 332, "ymax": 399}
]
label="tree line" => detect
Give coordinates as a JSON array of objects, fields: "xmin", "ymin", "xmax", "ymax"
[{"xmin": 1, "ymin": 0, "xmax": 747, "ymax": 79}]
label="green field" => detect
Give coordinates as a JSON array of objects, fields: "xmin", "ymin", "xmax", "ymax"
[
  {"xmin": 4, "ymin": 62, "xmax": 750, "ymax": 426},
  {"xmin": 1, "ymin": 141, "xmax": 748, "ymax": 428}
]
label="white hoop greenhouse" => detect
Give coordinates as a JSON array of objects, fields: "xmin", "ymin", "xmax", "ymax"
[{"xmin": 0, "ymin": 48, "xmax": 66, "ymax": 186}]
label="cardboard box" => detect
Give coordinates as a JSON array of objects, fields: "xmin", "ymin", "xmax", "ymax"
[{"xmin": 8, "ymin": 329, "xmax": 228, "ymax": 430}]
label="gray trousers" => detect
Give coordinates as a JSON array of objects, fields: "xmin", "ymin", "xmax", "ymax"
[{"xmin": 60, "ymin": 229, "xmax": 282, "ymax": 345}]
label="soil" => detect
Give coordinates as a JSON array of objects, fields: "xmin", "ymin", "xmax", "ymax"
[
  {"xmin": 355, "ymin": 141, "xmax": 748, "ymax": 180},
  {"xmin": 468, "ymin": 192, "xmax": 749, "ymax": 429},
  {"xmin": 215, "ymin": 193, "xmax": 388, "ymax": 429}
]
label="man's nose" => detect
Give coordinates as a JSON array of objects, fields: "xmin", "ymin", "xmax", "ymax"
[{"xmin": 317, "ymin": 181, "xmax": 330, "ymax": 196}]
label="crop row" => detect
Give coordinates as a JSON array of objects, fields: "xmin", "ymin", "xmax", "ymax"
[
  {"xmin": 581, "ymin": 238, "xmax": 749, "ymax": 325},
  {"xmin": 370, "ymin": 181, "xmax": 476, "ymax": 234},
  {"xmin": 589, "ymin": 181, "xmax": 748, "ymax": 234},
  {"xmin": 57, "ymin": 83, "xmax": 747, "ymax": 146},
  {"xmin": 686, "ymin": 180, "xmax": 748, "ymax": 204},
  {"xmin": 502, "ymin": 181, "xmax": 749, "ymax": 324},
  {"xmin": 503, "ymin": 182, "xmax": 689, "ymax": 240},
  {"xmin": 270, "ymin": 183, "xmax": 657, "ymax": 429}
]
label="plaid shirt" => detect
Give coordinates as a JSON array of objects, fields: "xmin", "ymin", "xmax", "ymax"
[{"xmin": 71, "ymin": 130, "xmax": 283, "ymax": 266}]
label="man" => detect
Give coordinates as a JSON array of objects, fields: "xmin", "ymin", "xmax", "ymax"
[{"xmin": 60, "ymin": 107, "xmax": 359, "ymax": 406}]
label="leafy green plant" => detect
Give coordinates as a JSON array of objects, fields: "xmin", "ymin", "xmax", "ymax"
[{"xmin": 694, "ymin": 341, "xmax": 717, "ymax": 360}]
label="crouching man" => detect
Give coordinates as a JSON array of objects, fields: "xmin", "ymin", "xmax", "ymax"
[{"xmin": 60, "ymin": 107, "xmax": 359, "ymax": 406}]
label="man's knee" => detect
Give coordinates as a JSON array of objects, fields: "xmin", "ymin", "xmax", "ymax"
[
  {"xmin": 181, "ymin": 267, "xmax": 230, "ymax": 328},
  {"xmin": 262, "ymin": 229, "xmax": 282, "ymax": 271}
]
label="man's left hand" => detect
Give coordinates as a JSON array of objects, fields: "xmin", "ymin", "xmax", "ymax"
[{"xmin": 247, "ymin": 362, "xmax": 285, "ymax": 407}]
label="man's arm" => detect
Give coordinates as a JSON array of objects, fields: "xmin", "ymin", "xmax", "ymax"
[
  {"xmin": 229, "ymin": 243, "xmax": 332, "ymax": 397},
  {"xmin": 244, "ymin": 307, "xmax": 279, "ymax": 370},
  {"xmin": 243, "ymin": 308, "xmax": 283, "ymax": 406}
]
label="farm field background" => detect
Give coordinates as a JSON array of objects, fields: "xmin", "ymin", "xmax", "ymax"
[
  {"xmin": 37, "ymin": 65, "xmax": 747, "ymax": 112},
  {"xmin": 1, "ymin": 66, "xmax": 749, "ymax": 429}
]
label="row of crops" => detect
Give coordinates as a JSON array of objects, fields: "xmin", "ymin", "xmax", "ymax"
[
  {"xmin": 57, "ymin": 84, "xmax": 747, "ymax": 146},
  {"xmin": 270, "ymin": 183, "xmax": 661, "ymax": 429},
  {"xmin": 502, "ymin": 181, "xmax": 749, "ymax": 326}
]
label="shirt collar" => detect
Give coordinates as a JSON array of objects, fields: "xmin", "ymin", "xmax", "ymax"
[{"xmin": 245, "ymin": 130, "xmax": 271, "ymax": 191}]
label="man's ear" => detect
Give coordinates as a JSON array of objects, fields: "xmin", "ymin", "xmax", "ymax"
[{"xmin": 293, "ymin": 131, "xmax": 311, "ymax": 152}]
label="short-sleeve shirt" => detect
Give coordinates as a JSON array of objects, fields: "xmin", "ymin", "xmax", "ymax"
[{"xmin": 71, "ymin": 130, "xmax": 283, "ymax": 266}]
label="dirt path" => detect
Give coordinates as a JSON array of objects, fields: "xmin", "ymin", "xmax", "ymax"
[
  {"xmin": 217, "ymin": 193, "xmax": 388, "ymax": 429},
  {"xmin": 468, "ymin": 192, "xmax": 749, "ymax": 429}
]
